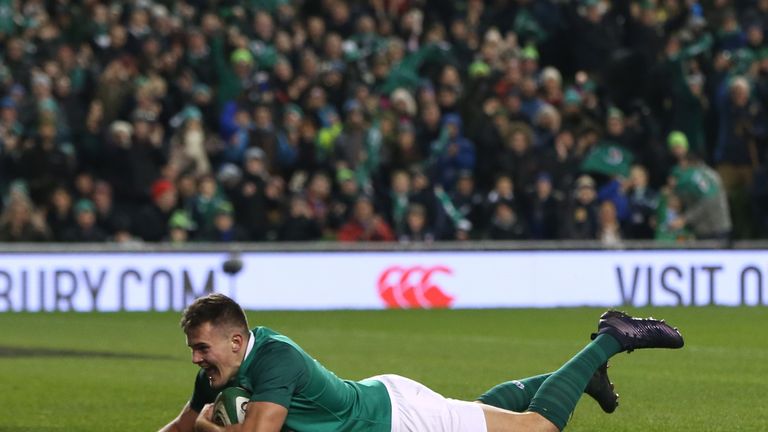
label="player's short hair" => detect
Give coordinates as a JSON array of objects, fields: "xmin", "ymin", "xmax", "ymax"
[{"xmin": 180, "ymin": 293, "xmax": 249, "ymax": 335}]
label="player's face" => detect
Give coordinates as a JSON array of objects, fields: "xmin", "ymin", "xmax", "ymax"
[{"xmin": 186, "ymin": 322, "xmax": 244, "ymax": 389}]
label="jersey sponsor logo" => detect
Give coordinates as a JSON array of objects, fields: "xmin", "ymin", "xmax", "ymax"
[{"xmin": 377, "ymin": 265, "xmax": 454, "ymax": 308}]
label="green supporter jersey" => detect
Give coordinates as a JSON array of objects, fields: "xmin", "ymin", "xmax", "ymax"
[
  {"xmin": 189, "ymin": 327, "xmax": 392, "ymax": 432},
  {"xmin": 671, "ymin": 165, "xmax": 721, "ymax": 200}
]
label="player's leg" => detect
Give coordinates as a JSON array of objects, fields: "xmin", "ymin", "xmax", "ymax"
[
  {"xmin": 477, "ymin": 362, "xmax": 618, "ymax": 413},
  {"xmin": 524, "ymin": 333, "xmax": 622, "ymax": 430},
  {"xmin": 525, "ymin": 311, "xmax": 683, "ymax": 430},
  {"xmin": 480, "ymin": 405, "xmax": 558, "ymax": 432},
  {"xmin": 480, "ymin": 311, "xmax": 683, "ymax": 431}
]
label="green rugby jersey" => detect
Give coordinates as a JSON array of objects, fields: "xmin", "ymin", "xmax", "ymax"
[{"xmin": 190, "ymin": 326, "xmax": 392, "ymax": 431}]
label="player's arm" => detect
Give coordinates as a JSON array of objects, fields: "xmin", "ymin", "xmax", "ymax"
[
  {"xmin": 158, "ymin": 401, "xmax": 198, "ymax": 432},
  {"xmin": 194, "ymin": 401, "xmax": 288, "ymax": 432}
]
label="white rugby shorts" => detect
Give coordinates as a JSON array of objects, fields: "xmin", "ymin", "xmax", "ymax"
[{"xmin": 371, "ymin": 374, "xmax": 487, "ymax": 432}]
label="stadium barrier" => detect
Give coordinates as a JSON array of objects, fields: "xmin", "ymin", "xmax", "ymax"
[{"xmin": 0, "ymin": 241, "xmax": 766, "ymax": 312}]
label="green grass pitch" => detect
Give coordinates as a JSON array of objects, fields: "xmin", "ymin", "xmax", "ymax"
[{"xmin": 0, "ymin": 307, "xmax": 766, "ymax": 431}]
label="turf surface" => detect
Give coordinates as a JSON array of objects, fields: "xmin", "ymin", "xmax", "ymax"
[{"xmin": 0, "ymin": 307, "xmax": 765, "ymax": 431}]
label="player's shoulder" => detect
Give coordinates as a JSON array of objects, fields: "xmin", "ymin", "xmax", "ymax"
[
  {"xmin": 252, "ymin": 326, "xmax": 305, "ymax": 357},
  {"xmin": 253, "ymin": 326, "xmax": 290, "ymax": 346}
]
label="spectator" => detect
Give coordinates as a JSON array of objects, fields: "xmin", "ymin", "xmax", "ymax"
[
  {"xmin": 0, "ymin": 97, "xmax": 24, "ymax": 175},
  {"xmin": 384, "ymin": 120, "xmax": 423, "ymax": 174},
  {"xmin": 328, "ymin": 168, "xmax": 359, "ymax": 230},
  {"xmin": 231, "ymin": 149, "xmax": 269, "ymax": 241},
  {"xmin": 539, "ymin": 129, "xmax": 581, "ymax": 194},
  {"xmin": 561, "ymin": 89, "xmax": 589, "ymax": 132},
  {"xmin": 0, "ymin": 194, "xmax": 49, "ymax": 242},
  {"xmin": 103, "ymin": 119, "xmax": 167, "ymax": 213},
  {"xmin": 487, "ymin": 202, "xmax": 529, "ymax": 240},
  {"xmin": 597, "ymin": 200, "xmax": 623, "ymax": 247},
  {"xmin": 337, "ymin": 195, "xmax": 395, "ymax": 242},
  {"xmin": 175, "ymin": 172, "xmax": 199, "ymax": 211},
  {"xmin": 397, "ymin": 203, "xmax": 435, "ymax": 243},
  {"xmin": 715, "ymin": 76, "xmax": 766, "ymax": 238},
  {"xmin": 73, "ymin": 171, "xmax": 96, "ymax": 202},
  {"xmin": 499, "ymin": 123, "xmax": 539, "ymax": 196},
  {"xmin": 429, "ymin": 113, "xmax": 476, "ymax": 191},
  {"xmin": 667, "ymin": 131, "xmax": 690, "ymax": 170},
  {"xmin": 167, "ymin": 210, "xmax": 196, "ymax": 244},
  {"xmin": 249, "ymin": 105, "xmax": 280, "ymax": 175},
  {"xmin": 61, "ymin": 199, "xmax": 108, "ymax": 242},
  {"xmin": 486, "ymin": 174, "xmax": 518, "ymax": 216},
  {"xmin": 468, "ymin": 99, "xmax": 506, "ymax": 191},
  {"xmin": 669, "ymin": 155, "xmax": 732, "ymax": 240},
  {"xmin": 525, "ymin": 173, "xmax": 562, "ymax": 240},
  {"xmin": 416, "ymin": 102, "xmax": 442, "ymax": 157},
  {"xmin": 565, "ymin": 0, "xmax": 623, "ymax": 79},
  {"xmin": 304, "ymin": 171, "xmax": 333, "ymax": 233},
  {"xmin": 381, "ymin": 169, "xmax": 412, "ymax": 234},
  {"xmin": 532, "ymin": 104, "xmax": 561, "ymax": 150},
  {"xmin": 134, "ymin": 178, "xmax": 177, "ymax": 242},
  {"xmin": 624, "ymin": 164, "xmax": 658, "ymax": 239},
  {"xmin": 280, "ymin": 195, "xmax": 322, "ymax": 241},
  {"xmin": 408, "ymin": 166, "xmax": 443, "ymax": 236},
  {"xmin": 655, "ymin": 190, "xmax": 694, "ymax": 242},
  {"xmin": 561, "ymin": 175, "xmax": 600, "ymax": 240},
  {"xmin": 190, "ymin": 174, "xmax": 224, "ymax": 233},
  {"xmin": 596, "ymin": 175, "xmax": 631, "ymax": 224},
  {"xmin": 111, "ymin": 214, "xmax": 143, "ymax": 245},
  {"xmin": 46, "ymin": 186, "xmax": 75, "ymax": 241},
  {"xmin": 167, "ymin": 106, "xmax": 212, "ymax": 178},
  {"xmin": 92, "ymin": 181, "xmax": 122, "ymax": 236},
  {"xmin": 220, "ymin": 106, "xmax": 254, "ymax": 166},
  {"xmin": 18, "ymin": 122, "xmax": 75, "ymax": 206},
  {"xmin": 197, "ymin": 201, "xmax": 249, "ymax": 242},
  {"xmin": 333, "ymin": 100, "xmax": 369, "ymax": 172},
  {"xmin": 603, "ymin": 107, "xmax": 644, "ymax": 159},
  {"xmin": 450, "ymin": 170, "xmax": 486, "ymax": 234}
]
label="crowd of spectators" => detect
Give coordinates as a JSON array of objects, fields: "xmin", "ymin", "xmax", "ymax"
[{"xmin": 1, "ymin": 0, "xmax": 767, "ymax": 245}]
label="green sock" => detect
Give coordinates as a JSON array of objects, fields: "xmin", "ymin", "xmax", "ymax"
[
  {"xmin": 477, "ymin": 374, "xmax": 550, "ymax": 412},
  {"xmin": 527, "ymin": 335, "xmax": 621, "ymax": 430}
]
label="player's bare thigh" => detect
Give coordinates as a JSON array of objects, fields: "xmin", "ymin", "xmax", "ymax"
[{"xmin": 477, "ymin": 403, "xmax": 559, "ymax": 432}]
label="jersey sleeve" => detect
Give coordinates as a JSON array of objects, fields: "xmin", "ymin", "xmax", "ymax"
[
  {"xmin": 190, "ymin": 370, "xmax": 217, "ymax": 412},
  {"xmin": 246, "ymin": 341, "xmax": 307, "ymax": 408}
]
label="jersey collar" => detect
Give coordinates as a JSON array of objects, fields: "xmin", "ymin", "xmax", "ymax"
[
  {"xmin": 243, "ymin": 330, "xmax": 255, "ymax": 362},
  {"xmin": 234, "ymin": 330, "xmax": 257, "ymax": 390}
]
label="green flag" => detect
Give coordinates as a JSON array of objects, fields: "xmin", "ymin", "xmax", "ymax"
[{"xmin": 580, "ymin": 141, "xmax": 635, "ymax": 177}]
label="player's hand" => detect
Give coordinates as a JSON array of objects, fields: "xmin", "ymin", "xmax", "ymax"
[
  {"xmin": 199, "ymin": 403, "xmax": 214, "ymax": 422},
  {"xmin": 198, "ymin": 404, "xmax": 213, "ymax": 421},
  {"xmin": 194, "ymin": 404, "xmax": 218, "ymax": 432}
]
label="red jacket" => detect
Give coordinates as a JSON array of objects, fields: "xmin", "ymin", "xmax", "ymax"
[{"xmin": 337, "ymin": 217, "xmax": 395, "ymax": 242}]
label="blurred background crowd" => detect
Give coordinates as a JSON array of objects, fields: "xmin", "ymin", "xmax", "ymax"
[{"xmin": 1, "ymin": 0, "xmax": 767, "ymax": 244}]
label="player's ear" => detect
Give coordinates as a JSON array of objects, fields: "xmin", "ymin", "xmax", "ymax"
[{"xmin": 230, "ymin": 332, "xmax": 244, "ymax": 352}]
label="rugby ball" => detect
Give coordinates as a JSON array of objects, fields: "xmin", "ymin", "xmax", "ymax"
[{"xmin": 212, "ymin": 387, "xmax": 251, "ymax": 425}]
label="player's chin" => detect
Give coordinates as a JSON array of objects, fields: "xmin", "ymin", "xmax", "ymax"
[{"xmin": 206, "ymin": 367, "xmax": 223, "ymax": 387}]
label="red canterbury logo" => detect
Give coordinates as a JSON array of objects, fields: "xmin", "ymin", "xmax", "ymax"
[{"xmin": 377, "ymin": 266, "xmax": 455, "ymax": 309}]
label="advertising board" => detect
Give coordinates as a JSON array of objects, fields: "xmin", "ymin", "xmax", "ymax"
[{"xmin": 0, "ymin": 250, "xmax": 765, "ymax": 311}]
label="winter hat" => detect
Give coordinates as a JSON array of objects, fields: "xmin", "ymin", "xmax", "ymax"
[
  {"xmin": 151, "ymin": 179, "xmax": 174, "ymax": 201},
  {"xmin": 667, "ymin": 131, "xmax": 689, "ymax": 151}
]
